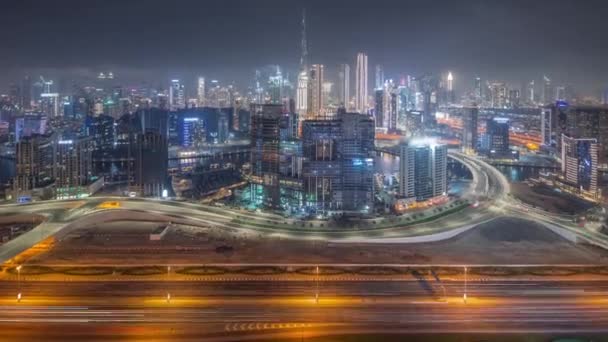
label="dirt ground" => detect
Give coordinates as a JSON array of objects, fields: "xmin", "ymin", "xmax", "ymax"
[
  {"xmin": 27, "ymin": 216, "xmax": 608, "ymax": 266},
  {"xmin": 511, "ymin": 183, "xmax": 595, "ymax": 215}
]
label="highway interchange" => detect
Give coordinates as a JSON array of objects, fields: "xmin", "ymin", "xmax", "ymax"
[{"xmin": 1, "ymin": 151, "xmax": 608, "ymax": 340}]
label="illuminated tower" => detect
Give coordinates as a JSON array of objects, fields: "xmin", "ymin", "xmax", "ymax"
[
  {"xmin": 338, "ymin": 63, "xmax": 350, "ymax": 109},
  {"xmin": 308, "ymin": 64, "xmax": 324, "ymax": 119},
  {"xmin": 295, "ymin": 9, "xmax": 309, "ymax": 129},
  {"xmin": 355, "ymin": 52, "xmax": 368, "ymax": 114},
  {"xmin": 197, "ymin": 77, "xmax": 205, "ymax": 107}
]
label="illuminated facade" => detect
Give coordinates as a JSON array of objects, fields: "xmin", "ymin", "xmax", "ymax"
[
  {"xmin": 399, "ymin": 140, "xmax": 447, "ymax": 202},
  {"xmin": 355, "ymin": 52, "xmax": 368, "ymax": 114}
]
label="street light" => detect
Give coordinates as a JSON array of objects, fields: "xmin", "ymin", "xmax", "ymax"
[
  {"xmin": 16, "ymin": 265, "xmax": 22, "ymax": 302},
  {"xmin": 463, "ymin": 266, "xmax": 468, "ymax": 304},
  {"xmin": 166, "ymin": 266, "xmax": 171, "ymax": 303},
  {"xmin": 315, "ymin": 266, "xmax": 319, "ymax": 304}
]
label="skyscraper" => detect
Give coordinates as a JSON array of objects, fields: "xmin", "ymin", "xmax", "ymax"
[
  {"xmin": 474, "ymin": 77, "xmax": 482, "ymax": 102},
  {"xmin": 307, "ymin": 64, "xmax": 324, "ymax": 119},
  {"xmin": 561, "ymin": 135, "xmax": 599, "ymax": 198},
  {"xmin": 169, "ymin": 79, "xmax": 185, "ymax": 110},
  {"xmin": 355, "ymin": 52, "xmax": 368, "ymax": 114},
  {"xmin": 295, "ymin": 9, "xmax": 309, "ymax": 131},
  {"xmin": 462, "ymin": 106, "xmax": 478, "ymax": 153},
  {"xmin": 197, "ymin": 77, "xmax": 205, "ymax": 107},
  {"xmin": 399, "ymin": 140, "xmax": 447, "ymax": 201},
  {"xmin": 542, "ymin": 75, "xmax": 551, "ymax": 105},
  {"xmin": 375, "ymin": 65, "xmax": 384, "ymax": 90},
  {"xmin": 540, "ymin": 106, "xmax": 553, "ymax": 147},
  {"xmin": 485, "ymin": 117, "xmax": 511, "ymax": 158},
  {"xmin": 250, "ymin": 104, "xmax": 282, "ymax": 208},
  {"xmin": 338, "ymin": 63, "xmax": 350, "ymax": 109}
]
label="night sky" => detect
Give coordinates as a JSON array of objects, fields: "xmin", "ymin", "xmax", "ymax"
[{"xmin": 2, "ymin": 0, "xmax": 608, "ymax": 94}]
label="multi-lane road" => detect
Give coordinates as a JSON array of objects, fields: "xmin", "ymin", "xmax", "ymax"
[{"xmin": 1, "ymin": 279, "xmax": 608, "ymax": 340}]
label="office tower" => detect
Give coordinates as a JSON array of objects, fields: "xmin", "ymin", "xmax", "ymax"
[
  {"xmin": 338, "ymin": 63, "xmax": 350, "ymax": 109},
  {"xmin": 542, "ymin": 75, "xmax": 551, "ymax": 105},
  {"xmin": 375, "ymin": 65, "xmax": 384, "ymax": 90},
  {"xmin": 13, "ymin": 134, "xmax": 54, "ymax": 193},
  {"xmin": 307, "ymin": 64, "xmax": 324, "ymax": 119},
  {"xmin": 447, "ymin": 72, "xmax": 453, "ymax": 92},
  {"xmin": 554, "ymin": 104, "xmax": 608, "ymax": 165},
  {"xmin": 555, "ymin": 86, "xmax": 566, "ymax": 101},
  {"xmin": 302, "ymin": 119, "xmax": 342, "ymax": 213},
  {"xmin": 528, "ymin": 80, "xmax": 535, "ymax": 104},
  {"xmin": 474, "ymin": 77, "xmax": 482, "ymax": 101},
  {"xmin": 399, "ymin": 140, "xmax": 447, "ymax": 201},
  {"xmin": 197, "ymin": 77, "xmax": 205, "ymax": 107},
  {"xmin": 485, "ymin": 117, "xmax": 510, "ymax": 158},
  {"xmin": 179, "ymin": 117, "xmax": 205, "ymax": 148},
  {"xmin": 301, "ymin": 111, "xmax": 375, "ymax": 215},
  {"xmin": 218, "ymin": 113, "xmax": 229, "ymax": 143},
  {"xmin": 561, "ymin": 135, "xmax": 599, "ymax": 198},
  {"xmin": 21, "ymin": 76, "xmax": 32, "ymax": 110},
  {"xmin": 602, "ymin": 86, "xmax": 608, "ymax": 105},
  {"xmin": 250, "ymin": 104, "xmax": 282, "ymax": 208},
  {"xmin": 489, "ymin": 82, "xmax": 508, "ymax": 108},
  {"xmin": 54, "ymin": 136, "xmax": 94, "ymax": 199},
  {"xmin": 137, "ymin": 108, "xmax": 169, "ymax": 139},
  {"xmin": 355, "ymin": 52, "xmax": 368, "ymax": 113},
  {"xmin": 85, "ymin": 114, "xmax": 115, "ymax": 158},
  {"xmin": 541, "ymin": 107, "xmax": 553, "ymax": 147},
  {"xmin": 339, "ymin": 112, "xmax": 375, "ymax": 213},
  {"xmin": 296, "ymin": 71, "xmax": 309, "ymax": 120},
  {"xmin": 508, "ymin": 89, "xmax": 520, "ymax": 108},
  {"xmin": 462, "ymin": 106, "xmax": 478, "ymax": 153},
  {"xmin": 15, "ymin": 114, "xmax": 48, "ymax": 142},
  {"xmin": 40, "ymin": 92, "xmax": 60, "ymax": 117},
  {"xmin": 374, "ymin": 81, "xmax": 397, "ymax": 131},
  {"xmin": 268, "ymin": 67, "xmax": 285, "ymax": 105},
  {"xmin": 130, "ymin": 131, "xmax": 168, "ymax": 197},
  {"xmin": 169, "ymin": 79, "xmax": 185, "ymax": 110}
]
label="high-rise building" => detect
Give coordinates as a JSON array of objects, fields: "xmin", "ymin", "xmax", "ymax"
[
  {"xmin": 542, "ymin": 75, "xmax": 552, "ymax": 105},
  {"xmin": 508, "ymin": 89, "xmax": 520, "ymax": 108},
  {"xmin": 474, "ymin": 77, "xmax": 482, "ymax": 101},
  {"xmin": 179, "ymin": 117, "xmax": 205, "ymax": 148},
  {"xmin": 485, "ymin": 117, "xmax": 511, "ymax": 158},
  {"xmin": 338, "ymin": 63, "xmax": 350, "ymax": 109},
  {"xmin": 355, "ymin": 52, "xmax": 368, "ymax": 114},
  {"xmin": 307, "ymin": 64, "xmax": 324, "ymax": 119},
  {"xmin": 541, "ymin": 106, "xmax": 553, "ymax": 147},
  {"xmin": 302, "ymin": 111, "xmax": 375, "ymax": 215},
  {"xmin": 462, "ymin": 106, "xmax": 478, "ymax": 153},
  {"xmin": 13, "ymin": 134, "xmax": 54, "ymax": 193},
  {"xmin": 528, "ymin": 80, "xmax": 535, "ymax": 104},
  {"xmin": 554, "ymin": 104, "xmax": 608, "ymax": 165},
  {"xmin": 129, "ymin": 131, "xmax": 168, "ymax": 197},
  {"xmin": 446, "ymin": 72, "xmax": 454, "ymax": 104},
  {"xmin": 169, "ymin": 79, "xmax": 185, "ymax": 110},
  {"xmin": 561, "ymin": 135, "xmax": 599, "ymax": 198},
  {"xmin": 489, "ymin": 82, "xmax": 508, "ymax": 108},
  {"xmin": 375, "ymin": 65, "xmax": 384, "ymax": 90},
  {"xmin": 250, "ymin": 104, "xmax": 282, "ymax": 208},
  {"xmin": 197, "ymin": 77, "xmax": 205, "ymax": 107},
  {"xmin": 339, "ymin": 112, "xmax": 375, "ymax": 213},
  {"xmin": 54, "ymin": 136, "xmax": 94, "ymax": 199},
  {"xmin": 399, "ymin": 140, "xmax": 447, "ymax": 201}
]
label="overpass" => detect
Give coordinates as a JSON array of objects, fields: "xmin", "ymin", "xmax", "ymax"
[{"xmin": 1, "ymin": 150, "xmax": 608, "ymax": 265}]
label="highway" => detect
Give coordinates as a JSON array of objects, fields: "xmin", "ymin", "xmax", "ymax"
[{"xmin": 1, "ymin": 279, "xmax": 608, "ymax": 340}]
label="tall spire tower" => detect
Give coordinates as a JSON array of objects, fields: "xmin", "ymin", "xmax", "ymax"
[
  {"xmin": 296, "ymin": 8, "xmax": 310, "ymax": 130},
  {"xmin": 299, "ymin": 8, "xmax": 308, "ymax": 70}
]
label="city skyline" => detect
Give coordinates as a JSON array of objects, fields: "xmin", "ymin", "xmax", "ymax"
[{"xmin": 2, "ymin": 0, "xmax": 608, "ymax": 95}]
